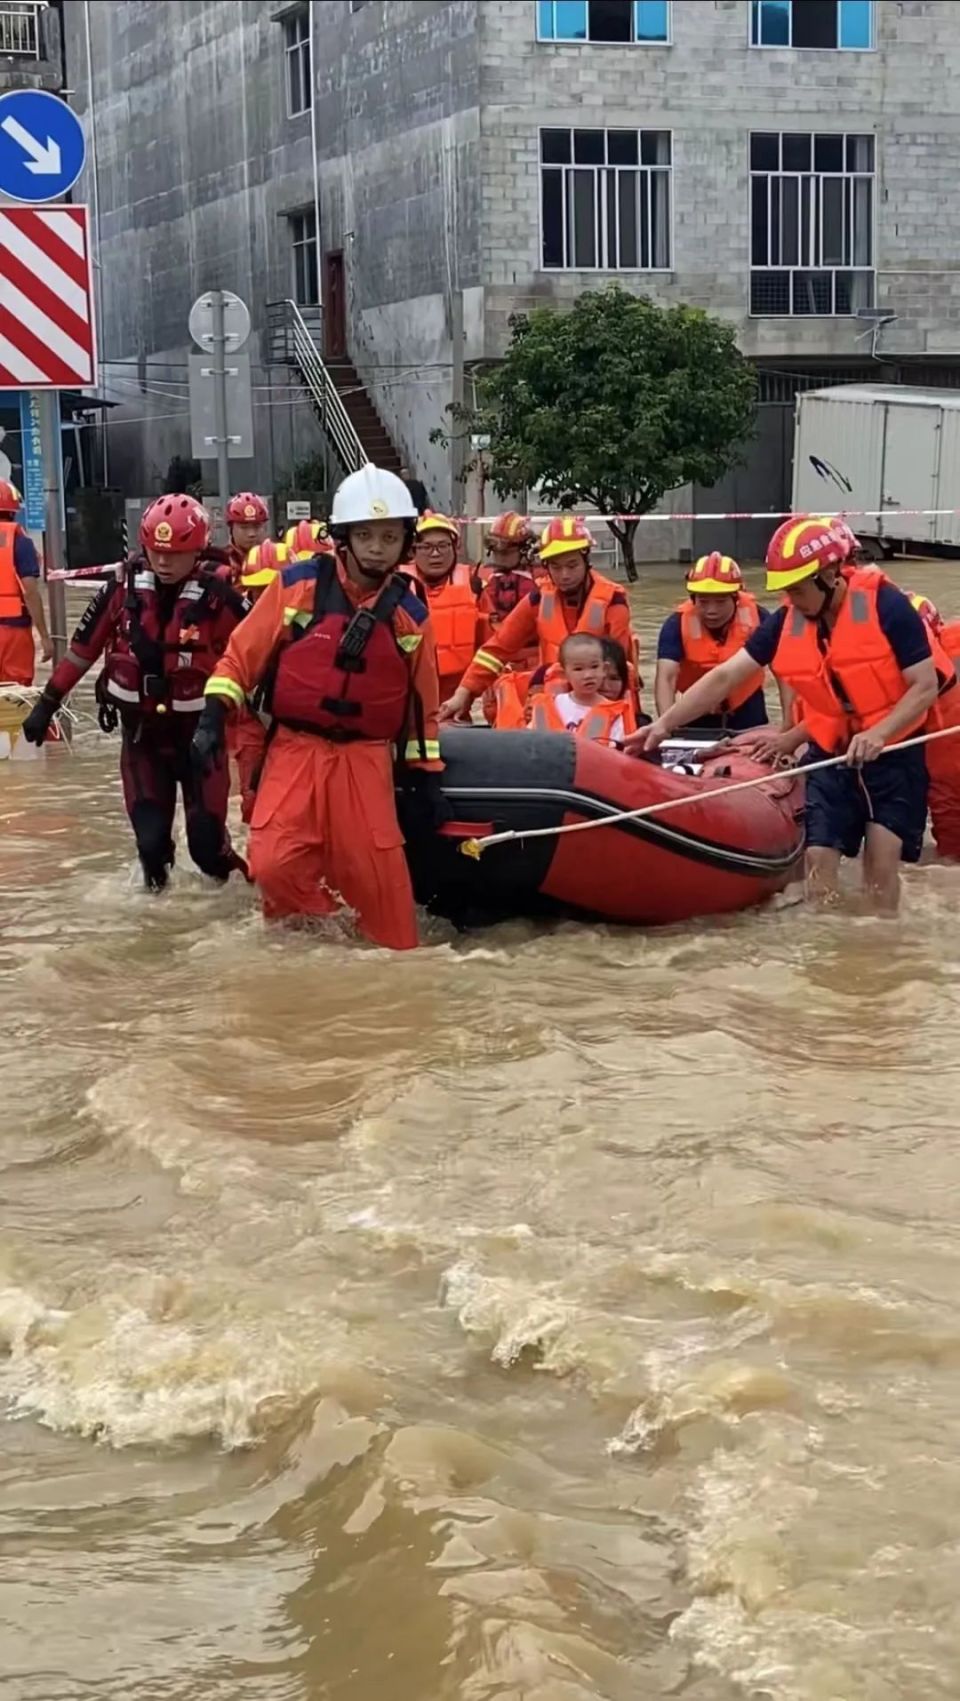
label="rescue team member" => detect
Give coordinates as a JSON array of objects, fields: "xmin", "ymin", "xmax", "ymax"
[
  {"xmin": 23, "ymin": 495, "xmax": 249, "ymax": 891},
  {"xmin": 192, "ymin": 464, "xmax": 445, "ymax": 951},
  {"xmin": 476, "ymin": 512, "xmax": 538, "ymax": 632},
  {"xmin": 907, "ymin": 593, "xmax": 960, "ymax": 859},
  {"xmin": 284, "ymin": 517, "xmax": 329, "ymax": 556},
  {"xmin": 629, "ymin": 517, "xmax": 938, "ymax": 911},
  {"xmin": 439, "ymin": 516, "xmax": 633, "ymax": 722},
  {"xmin": 0, "ymin": 479, "xmax": 51, "ymax": 685},
  {"xmin": 655, "ymin": 553, "xmax": 778, "ymax": 733},
  {"xmin": 412, "ymin": 511, "xmax": 487, "ymax": 702},
  {"xmin": 225, "ymin": 492, "xmax": 269, "ymax": 579},
  {"xmin": 528, "ymin": 634, "xmax": 628, "ymax": 742}
]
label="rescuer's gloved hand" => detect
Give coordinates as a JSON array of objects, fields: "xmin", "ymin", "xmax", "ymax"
[
  {"xmin": 21, "ymin": 688, "xmax": 60, "ymax": 745},
  {"xmin": 190, "ymin": 697, "xmax": 227, "ymax": 775}
]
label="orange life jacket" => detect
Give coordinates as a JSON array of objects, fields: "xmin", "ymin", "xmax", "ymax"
[
  {"xmin": 536, "ymin": 572, "xmax": 622, "ymax": 667},
  {"xmin": 491, "ymin": 670, "xmax": 532, "ymax": 729},
  {"xmin": 677, "ymin": 593, "xmax": 764, "ymax": 712},
  {"xmin": 269, "ymin": 558, "xmax": 412, "ymax": 741},
  {"xmin": 425, "ymin": 575, "xmax": 478, "ymax": 683},
  {"xmin": 912, "ymin": 608, "xmax": 958, "ymax": 732},
  {"xmin": 0, "ymin": 523, "xmax": 25, "ymax": 621},
  {"xmin": 771, "ymin": 566, "xmax": 927, "ymax": 753},
  {"xmin": 528, "ymin": 693, "xmax": 628, "ymax": 742},
  {"xmin": 939, "ymin": 619, "xmax": 960, "ymax": 662},
  {"xmin": 101, "ymin": 564, "xmax": 247, "ymax": 718}
]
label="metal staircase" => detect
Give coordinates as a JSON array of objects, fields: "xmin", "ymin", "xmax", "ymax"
[{"xmin": 265, "ymin": 299, "xmax": 402, "ymax": 477}]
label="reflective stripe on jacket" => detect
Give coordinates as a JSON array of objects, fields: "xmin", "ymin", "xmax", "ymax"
[{"xmin": 677, "ymin": 592, "xmax": 764, "ymax": 712}]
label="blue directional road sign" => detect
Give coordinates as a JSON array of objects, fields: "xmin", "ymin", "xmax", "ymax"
[{"xmin": 0, "ymin": 90, "xmax": 85, "ymax": 204}]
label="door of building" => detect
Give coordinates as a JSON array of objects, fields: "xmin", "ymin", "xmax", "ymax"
[{"xmin": 324, "ymin": 251, "xmax": 346, "ymax": 358}]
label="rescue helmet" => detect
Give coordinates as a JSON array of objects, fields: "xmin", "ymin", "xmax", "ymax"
[
  {"xmin": 283, "ymin": 517, "xmax": 333, "ymax": 558},
  {"xmin": 241, "ymin": 538, "xmax": 287, "ymax": 589},
  {"xmin": 822, "ymin": 515, "xmax": 860, "ymax": 560},
  {"xmin": 685, "ymin": 552, "xmax": 743, "ymax": 595},
  {"xmin": 0, "ymin": 477, "xmax": 21, "ymax": 517},
  {"xmin": 538, "ymin": 515, "xmax": 593, "ymax": 562},
  {"xmin": 765, "ymin": 515, "xmax": 849, "ymax": 592},
  {"xmin": 140, "ymin": 494, "xmax": 210, "ymax": 554},
  {"xmin": 416, "ymin": 509, "xmax": 460, "ymax": 542},
  {"xmin": 486, "ymin": 511, "xmax": 534, "ymax": 547},
  {"xmin": 225, "ymin": 491, "xmax": 268, "ymax": 526},
  {"xmin": 330, "ymin": 463, "xmax": 417, "ymax": 527},
  {"xmin": 908, "ymin": 591, "xmax": 943, "ymax": 635}
]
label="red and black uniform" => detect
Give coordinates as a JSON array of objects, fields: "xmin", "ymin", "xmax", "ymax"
[{"xmin": 45, "ymin": 560, "xmax": 249, "ymax": 888}]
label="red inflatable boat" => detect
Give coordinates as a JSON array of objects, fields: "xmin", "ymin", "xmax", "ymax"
[{"xmin": 404, "ymin": 728, "xmax": 805, "ymax": 928}]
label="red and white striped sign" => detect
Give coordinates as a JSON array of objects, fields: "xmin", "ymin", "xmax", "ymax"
[{"xmin": 0, "ymin": 202, "xmax": 96, "ymax": 388}]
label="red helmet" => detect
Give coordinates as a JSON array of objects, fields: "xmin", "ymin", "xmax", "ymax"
[
  {"xmin": 241, "ymin": 537, "xmax": 286, "ymax": 589},
  {"xmin": 685, "ymin": 552, "xmax": 743, "ymax": 595},
  {"xmin": 283, "ymin": 517, "xmax": 332, "ymax": 557},
  {"xmin": 0, "ymin": 478, "xmax": 21, "ymax": 516},
  {"xmin": 225, "ymin": 491, "xmax": 268, "ymax": 526},
  {"xmin": 765, "ymin": 516, "xmax": 849, "ymax": 591},
  {"xmin": 908, "ymin": 591, "xmax": 943, "ymax": 635},
  {"xmin": 487, "ymin": 511, "xmax": 534, "ymax": 546},
  {"xmin": 140, "ymin": 494, "xmax": 210, "ymax": 554},
  {"xmin": 538, "ymin": 515, "xmax": 593, "ymax": 562}
]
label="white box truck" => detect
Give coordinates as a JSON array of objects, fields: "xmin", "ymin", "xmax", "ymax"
[{"xmin": 792, "ymin": 384, "xmax": 960, "ymax": 552}]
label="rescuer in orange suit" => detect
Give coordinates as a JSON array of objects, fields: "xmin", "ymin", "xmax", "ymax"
[
  {"xmin": 654, "ymin": 552, "xmax": 787, "ymax": 733},
  {"xmin": 193, "ymin": 464, "xmax": 446, "ymax": 951},
  {"xmin": 439, "ymin": 515, "xmax": 634, "ymax": 721},
  {"xmin": 224, "ymin": 492, "xmax": 269, "ymax": 581},
  {"xmin": 907, "ymin": 592, "xmax": 960, "ymax": 859},
  {"xmin": 412, "ymin": 510, "xmax": 488, "ymax": 702},
  {"xmin": 0, "ymin": 478, "xmax": 51, "ymax": 685}
]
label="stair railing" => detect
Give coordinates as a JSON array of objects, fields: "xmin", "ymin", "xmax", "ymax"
[{"xmin": 272, "ymin": 299, "xmax": 367, "ymax": 475}]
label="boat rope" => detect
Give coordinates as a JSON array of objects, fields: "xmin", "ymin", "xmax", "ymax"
[{"xmin": 457, "ymin": 724, "xmax": 960, "ymax": 860}]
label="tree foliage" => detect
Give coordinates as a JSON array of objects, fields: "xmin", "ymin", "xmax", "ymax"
[{"xmin": 469, "ymin": 286, "xmax": 757, "ymax": 578}]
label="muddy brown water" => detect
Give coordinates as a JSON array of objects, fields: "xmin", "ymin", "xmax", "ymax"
[{"xmin": 3, "ymin": 566, "xmax": 960, "ymax": 1700}]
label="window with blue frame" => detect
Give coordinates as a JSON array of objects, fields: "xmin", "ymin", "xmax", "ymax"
[
  {"xmin": 538, "ymin": 0, "xmax": 670, "ymax": 44},
  {"xmin": 752, "ymin": 0, "xmax": 873, "ymax": 49}
]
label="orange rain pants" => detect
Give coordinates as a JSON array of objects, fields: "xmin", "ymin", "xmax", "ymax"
[
  {"xmin": 228, "ymin": 708, "xmax": 268, "ymax": 825},
  {"xmin": 926, "ymin": 685, "xmax": 960, "ymax": 859},
  {"xmin": 0, "ymin": 624, "xmax": 34, "ymax": 686},
  {"xmin": 248, "ymin": 727, "xmax": 418, "ymax": 950}
]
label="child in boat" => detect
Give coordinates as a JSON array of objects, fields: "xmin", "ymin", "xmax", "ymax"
[{"xmin": 528, "ymin": 634, "xmax": 628, "ymax": 741}]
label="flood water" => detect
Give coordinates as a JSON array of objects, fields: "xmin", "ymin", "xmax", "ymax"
[{"xmin": 3, "ymin": 565, "xmax": 960, "ymax": 1700}]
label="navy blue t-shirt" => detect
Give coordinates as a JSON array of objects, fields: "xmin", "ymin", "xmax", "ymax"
[
  {"xmin": 744, "ymin": 584, "xmax": 932, "ymax": 672},
  {"xmin": 0, "ymin": 532, "xmax": 41, "ymax": 627},
  {"xmin": 657, "ymin": 604, "xmax": 772, "ymax": 731}
]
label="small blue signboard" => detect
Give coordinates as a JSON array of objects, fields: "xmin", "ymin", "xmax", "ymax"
[
  {"xmin": 19, "ymin": 391, "xmax": 44, "ymax": 528},
  {"xmin": 0, "ymin": 89, "xmax": 85, "ymax": 204}
]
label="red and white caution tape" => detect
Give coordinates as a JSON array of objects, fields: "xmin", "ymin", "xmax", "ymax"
[{"xmin": 46, "ymin": 561, "xmax": 124, "ymax": 582}]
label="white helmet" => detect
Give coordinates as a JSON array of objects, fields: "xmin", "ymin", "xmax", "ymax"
[{"xmin": 330, "ymin": 463, "xmax": 417, "ymax": 526}]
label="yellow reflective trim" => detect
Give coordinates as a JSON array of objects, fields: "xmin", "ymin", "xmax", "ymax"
[
  {"xmin": 397, "ymin": 632, "xmax": 423, "ymax": 653},
  {"xmin": 205, "ymin": 675, "xmax": 245, "ymax": 707},
  {"xmin": 282, "ymin": 606, "xmax": 311, "ymax": 628},
  {"xmin": 405, "ymin": 738, "xmax": 441, "ymax": 760},
  {"xmin": 474, "ymin": 648, "xmax": 503, "ymax": 675}
]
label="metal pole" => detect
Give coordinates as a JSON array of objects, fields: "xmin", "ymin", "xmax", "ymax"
[
  {"xmin": 37, "ymin": 391, "xmax": 67, "ymax": 666},
  {"xmin": 210, "ymin": 289, "xmax": 231, "ymax": 522}
]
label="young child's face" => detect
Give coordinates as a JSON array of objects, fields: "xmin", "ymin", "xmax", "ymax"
[
  {"xmin": 565, "ymin": 642, "xmax": 604, "ymax": 699},
  {"xmin": 601, "ymin": 659, "xmax": 623, "ymax": 699}
]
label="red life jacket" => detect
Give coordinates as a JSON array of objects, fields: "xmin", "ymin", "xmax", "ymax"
[
  {"xmin": 677, "ymin": 593, "xmax": 764, "ymax": 712},
  {"xmin": 478, "ymin": 567, "xmax": 537, "ymax": 628},
  {"xmin": 269, "ymin": 557, "xmax": 414, "ymax": 741},
  {"xmin": 771, "ymin": 566, "xmax": 928, "ymax": 752},
  {"xmin": 101, "ymin": 563, "xmax": 245, "ymax": 718},
  {"xmin": 0, "ymin": 523, "xmax": 25, "ymax": 622}
]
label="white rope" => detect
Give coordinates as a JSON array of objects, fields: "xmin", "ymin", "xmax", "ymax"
[{"xmin": 458, "ymin": 724, "xmax": 960, "ymax": 860}]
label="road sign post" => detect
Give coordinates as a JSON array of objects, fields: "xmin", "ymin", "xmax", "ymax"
[
  {"xmin": 210, "ymin": 290, "xmax": 231, "ymax": 519},
  {"xmin": 37, "ymin": 391, "xmax": 66, "ymax": 666},
  {"xmin": 188, "ymin": 289, "xmax": 252, "ymax": 521}
]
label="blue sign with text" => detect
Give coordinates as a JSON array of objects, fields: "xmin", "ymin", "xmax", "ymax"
[
  {"xmin": 0, "ymin": 89, "xmax": 85, "ymax": 204},
  {"xmin": 19, "ymin": 391, "xmax": 44, "ymax": 529}
]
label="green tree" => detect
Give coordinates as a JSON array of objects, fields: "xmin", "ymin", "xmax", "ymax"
[{"xmin": 466, "ymin": 286, "xmax": 757, "ymax": 581}]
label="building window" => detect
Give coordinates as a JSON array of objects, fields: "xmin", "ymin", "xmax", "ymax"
[
  {"xmin": 750, "ymin": 132, "xmax": 874, "ymax": 315},
  {"xmin": 0, "ymin": 3, "xmax": 43, "ymax": 57},
  {"xmin": 289, "ymin": 210, "xmax": 318, "ymax": 305},
  {"xmin": 752, "ymin": 0, "xmax": 873, "ymax": 50},
  {"xmin": 284, "ymin": 6, "xmax": 311, "ymax": 117},
  {"xmin": 537, "ymin": 1, "xmax": 669, "ymax": 44},
  {"xmin": 540, "ymin": 128, "xmax": 671, "ymax": 270}
]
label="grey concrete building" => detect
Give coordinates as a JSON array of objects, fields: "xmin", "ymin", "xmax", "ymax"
[{"xmin": 64, "ymin": 0, "xmax": 960, "ymax": 549}]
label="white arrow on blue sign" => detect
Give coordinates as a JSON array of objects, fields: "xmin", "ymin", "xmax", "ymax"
[{"xmin": 0, "ymin": 90, "xmax": 85, "ymax": 204}]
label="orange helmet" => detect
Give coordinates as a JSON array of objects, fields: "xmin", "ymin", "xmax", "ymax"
[
  {"xmin": 685, "ymin": 552, "xmax": 743, "ymax": 596},
  {"xmin": 283, "ymin": 517, "xmax": 331, "ymax": 557},
  {"xmin": 538, "ymin": 515, "xmax": 593, "ymax": 562},
  {"xmin": 225, "ymin": 491, "xmax": 268, "ymax": 526},
  {"xmin": 487, "ymin": 511, "xmax": 534, "ymax": 546},
  {"xmin": 0, "ymin": 477, "xmax": 21, "ymax": 516},
  {"xmin": 765, "ymin": 516, "xmax": 849, "ymax": 591},
  {"xmin": 241, "ymin": 537, "xmax": 287, "ymax": 589},
  {"xmin": 416, "ymin": 509, "xmax": 460, "ymax": 542},
  {"xmin": 140, "ymin": 494, "xmax": 210, "ymax": 554},
  {"xmin": 908, "ymin": 591, "xmax": 943, "ymax": 635}
]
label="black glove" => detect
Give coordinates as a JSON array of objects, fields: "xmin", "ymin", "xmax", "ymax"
[
  {"xmin": 190, "ymin": 698, "xmax": 227, "ymax": 775},
  {"xmin": 399, "ymin": 770, "xmax": 452, "ymax": 836},
  {"xmin": 21, "ymin": 689, "xmax": 60, "ymax": 746}
]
